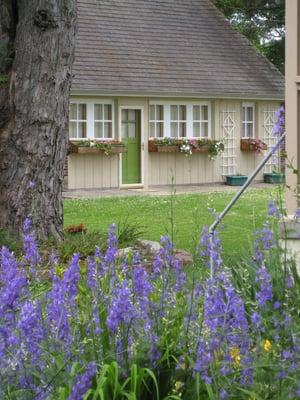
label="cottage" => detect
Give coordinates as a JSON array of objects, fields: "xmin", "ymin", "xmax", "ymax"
[{"xmin": 68, "ymin": 0, "xmax": 284, "ymax": 190}]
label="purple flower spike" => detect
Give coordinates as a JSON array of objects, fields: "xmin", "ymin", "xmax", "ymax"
[
  {"xmin": 273, "ymin": 105, "xmax": 285, "ymax": 136},
  {"xmin": 69, "ymin": 362, "xmax": 97, "ymax": 400}
]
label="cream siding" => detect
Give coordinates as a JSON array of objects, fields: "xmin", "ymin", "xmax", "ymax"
[{"xmin": 68, "ymin": 96, "xmax": 281, "ymax": 189}]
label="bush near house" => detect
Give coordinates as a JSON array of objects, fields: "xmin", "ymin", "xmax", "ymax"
[{"xmin": 1, "ymin": 199, "xmax": 300, "ymax": 400}]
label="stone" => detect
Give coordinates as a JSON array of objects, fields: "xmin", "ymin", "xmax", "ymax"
[
  {"xmin": 116, "ymin": 247, "xmax": 134, "ymax": 259},
  {"xmin": 137, "ymin": 239, "xmax": 161, "ymax": 254},
  {"xmin": 174, "ymin": 250, "xmax": 193, "ymax": 265}
]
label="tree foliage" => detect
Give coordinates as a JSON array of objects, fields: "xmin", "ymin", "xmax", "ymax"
[{"xmin": 213, "ymin": 0, "xmax": 285, "ymax": 73}]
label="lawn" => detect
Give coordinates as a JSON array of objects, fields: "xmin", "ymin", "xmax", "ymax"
[{"xmin": 64, "ymin": 187, "xmax": 280, "ymax": 260}]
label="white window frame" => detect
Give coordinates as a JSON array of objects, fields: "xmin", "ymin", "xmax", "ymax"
[
  {"xmin": 242, "ymin": 103, "xmax": 255, "ymax": 138},
  {"xmin": 149, "ymin": 105, "xmax": 164, "ymax": 138},
  {"xmin": 192, "ymin": 104, "xmax": 210, "ymax": 138},
  {"xmin": 69, "ymin": 99, "xmax": 115, "ymax": 141},
  {"xmin": 170, "ymin": 105, "xmax": 187, "ymax": 138},
  {"xmin": 148, "ymin": 101, "xmax": 211, "ymax": 139},
  {"xmin": 94, "ymin": 103, "xmax": 114, "ymax": 140},
  {"xmin": 69, "ymin": 103, "xmax": 88, "ymax": 139}
]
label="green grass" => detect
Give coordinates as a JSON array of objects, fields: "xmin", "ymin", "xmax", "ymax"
[{"xmin": 64, "ymin": 187, "xmax": 280, "ymax": 260}]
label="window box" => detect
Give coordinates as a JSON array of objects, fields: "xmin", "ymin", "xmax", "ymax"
[
  {"xmin": 263, "ymin": 172, "xmax": 285, "ymax": 184},
  {"xmin": 240, "ymin": 138, "xmax": 267, "ymax": 153},
  {"xmin": 225, "ymin": 175, "xmax": 248, "ymax": 186},
  {"xmin": 192, "ymin": 145, "xmax": 211, "ymax": 153},
  {"xmin": 157, "ymin": 144, "xmax": 179, "ymax": 153},
  {"xmin": 148, "ymin": 139, "xmax": 180, "ymax": 153},
  {"xmin": 69, "ymin": 141, "xmax": 127, "ymax": 155}
]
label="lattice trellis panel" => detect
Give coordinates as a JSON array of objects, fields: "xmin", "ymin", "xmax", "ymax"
[
  {"xmin": 221, "ymin": 111, "xmax": 237, "ymax": 176},
  {"xmin": 262, "ymin": 110, "xmax": 278, "ymax": 173}
]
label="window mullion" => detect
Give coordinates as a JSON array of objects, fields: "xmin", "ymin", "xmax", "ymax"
[
  {"xmin": 165, "ymin": 105, "xmax": 170, "ymax": 138},
  {"xmin": 187, "ymin": 104, "xmax": 193, "ymax": 138},
  {"xmin": 87, "ymin": 102, "xmax": 94, "ymax": 139}
]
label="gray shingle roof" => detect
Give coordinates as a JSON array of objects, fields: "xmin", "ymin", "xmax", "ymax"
[{"xmin": 73, "ymin": 0, "xmax": 284, "ymax": 99}]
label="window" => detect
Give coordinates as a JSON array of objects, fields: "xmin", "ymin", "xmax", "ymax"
[
  {"xmin": 149, "ymin": 105, "xmax": 164, "ymax": 138},
  {"xmin": 94, "ymin": 104, "xmax": 113, "ymax": 139},
  {"xmin": 148, "ymin": 103, "xmax": 211, "ymax": 139},
  {"xmin": 69, "ymin": 101, "xmax": 114, "ymax": 140},
  {"xmin": 193, "ymin": 105, "xmax": 209, "ymax": 137},
  {"xmin": 170, "ymin": 105, "xmax": 186, "ymax": 137},
  {"xmin": 242, "ymin": 104, "xmax": 255, "ymax": 138},
  {"xmin": 69, "ymin": 103, "xmax": 87, "ymax": 139}
]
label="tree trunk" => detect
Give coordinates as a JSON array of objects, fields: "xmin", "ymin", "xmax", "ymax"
[{"xmin": 0, "ymin": 0, "xmax": 76, "ymax": 240}]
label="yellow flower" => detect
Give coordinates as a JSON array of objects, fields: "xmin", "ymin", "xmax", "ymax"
[
  {"xmin": 262, "ymin": 339, "xmax": 272, "ymax": 352},
  {"xmin": 174, "ymin": 381, "xmax": 184, "ymax": 393},
  {"xmin": 229, "ymin": 347, "xmax": 241, "ymax": 366}
]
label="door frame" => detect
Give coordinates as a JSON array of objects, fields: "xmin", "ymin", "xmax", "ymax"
[{"xmin": 119, "ymin": 105, "xmax": 144, "ymax": 188}]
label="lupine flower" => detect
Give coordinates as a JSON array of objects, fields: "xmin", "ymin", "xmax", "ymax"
[
  {"xmin": 173, "ymin": 259, "xmax": 186, "ymax": 292},
  {"xmin": 273, "ymin": 105, "xmax": 285, "ymax": 136},
  {"xmin": 63, "ymin": 254, "xmax": 80, "ymax": 305},
  {"xmin": 106, "ymin": 280, "xmax": 135, "ymax": 333},
  {"xmin": 268, "ymin": 198, "xmax": 280, "ymax": 218},
  {"xmin": 69, "ymin": 362, "xmax": 97, "ymax": 400},
  {"xmin": 86, "ymin": 256, "xmax": 97, "ymax": 290},
  {"xmin": 46, "ymin": 256, "xmax": 80, "ymax": 345},
  {"xmin": 200, "ymin": 226, "xmax": 223, "ymax": 273},
  {"xmin": 105, "ymin": 224, "xmax": 118, "ymax": 265},
  {"xmin": 194, "ymin": 339, "xmax": 212, "ymax": 384},
  {"xmin": 22, "ymin": 217, "xmax": 41, "ymax": 273},
  {"xmin": 255, "ymin": 265, "xmax": 273, "ymax": 308},
  {"xmin": 17, "ymin": 300, "xmax": 44, "ymax": 362}
]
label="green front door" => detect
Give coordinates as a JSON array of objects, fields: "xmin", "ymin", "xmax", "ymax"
[{"xmin": 121, "ymin": 109, "xmax": 141, "ymax": 184}]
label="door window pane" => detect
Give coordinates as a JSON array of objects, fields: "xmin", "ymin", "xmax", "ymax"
[
  {"xmin": 128, "ymin": 110, "xmax": 136, "ymax": 121},
  {"xmin": 122, "ymin": 124, "xmax": 127, "ymax": 138},
  {"xmin": 128, "ymin": 123, "xmax": 136, "ymax": 138}
]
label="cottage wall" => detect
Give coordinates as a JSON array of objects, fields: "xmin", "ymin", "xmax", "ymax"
[{"xmin": 68, "ymin": 97, "xmax": 280, "ymax": 190}]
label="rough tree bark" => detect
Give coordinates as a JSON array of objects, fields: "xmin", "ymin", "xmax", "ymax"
[{"xmin": 0, "ymin": 0, "xmax": 76, "ymax": 239}]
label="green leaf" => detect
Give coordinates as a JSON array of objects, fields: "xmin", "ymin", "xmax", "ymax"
[
  {"xmin": 205, "ymin": 384, "xmax": 216, "ymax": 400},
  {"xmin": 236, "ymin": 387, "xmax": 264, "ymax": 400}
]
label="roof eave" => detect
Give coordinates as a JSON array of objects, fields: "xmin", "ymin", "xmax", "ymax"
[{"xmin": 71, "ymin": 88, "xmax": 284, "ymax": 101}]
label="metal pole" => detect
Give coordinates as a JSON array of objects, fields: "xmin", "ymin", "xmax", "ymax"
[{"xmin": 208, "ymin": 133, "xmax": 285, "ymax": 277}]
